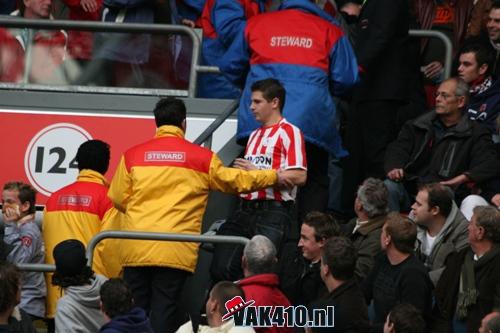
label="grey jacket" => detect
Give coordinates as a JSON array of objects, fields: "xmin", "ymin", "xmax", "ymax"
[
  {"xmin": 342, "ymin": 215, "xmax": 387, "ymax": 282},
  {"xmin": 55, "ymin": 274, "xmax": 108, "ymax": 333},
  {"xmin": 416, "ymin": 203, "xmax": 469, "ymax": 285},
  {"xmin": 4, "ymin": 214, "xmax": 46, "ymax": 318}
]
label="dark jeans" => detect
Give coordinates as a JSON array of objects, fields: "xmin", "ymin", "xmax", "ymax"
[
  {"xmin": 210, "ymin": 201, "xmax": 292, "ymax": 282},
  {"xmin": 123, "ymin": 266, "xmax": 189, "ymax": 333}
]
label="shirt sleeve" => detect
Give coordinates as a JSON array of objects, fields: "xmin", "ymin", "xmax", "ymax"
[
  {"xmin": 220, "ymin": 26, "xmax": 251, "ymax": 87},
  {"xmin": 329, "ymin": 34, "xmax": 359, "ymax": 96},
  {"xmin": 4, "ymin": 223, "xmax": 41, "ymax": 265},
  {"xmin": 108, "ymin": 155, "xmax": 133, "ymax": 213},
  {"xmin": 281, "ymin": 125, "xmax": 307, "ymax": 170}
]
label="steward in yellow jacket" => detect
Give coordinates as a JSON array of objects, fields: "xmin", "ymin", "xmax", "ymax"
[
  {"xmin": 42, "ymin": 140, "xmax": 121, "ymax": 319},
  {"xmin": 108, "ymin": 97, "xmax": 280, "ymax": 333}
]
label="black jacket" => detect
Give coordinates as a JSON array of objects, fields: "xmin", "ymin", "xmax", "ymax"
[
  {"xmin": 353, "ymin": 0, "xmax": 410, "ymax": 101},
  {"xmin": 384, "ymin": 111, "xmax": 500, "ymax": 193}
]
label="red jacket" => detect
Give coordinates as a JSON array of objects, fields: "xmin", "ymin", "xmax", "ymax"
[
  {"xmin": 239, "ymin": 273, "xmax": 293, "ymax": 333},
  {"xmin": 62, "ymin": 0, "xmax": 103, "ymax": 60}
]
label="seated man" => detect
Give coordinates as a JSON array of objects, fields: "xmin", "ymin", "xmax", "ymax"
[
  {"xmin": 363, "ymin": 213, "xmax": 433, "ymax": 333},
  {"xmin": 238, "ymin": 235, "xmax": 292, "ymax": 333},
  {"xmin": 412, "ymin": 183, "xmax": 469, "ymax": 285},
  {"xmin": 2, "ymin": 182, "xmax": 45, "ymax": 320},
  {"xmin": 457, "ymin": 42, "xmax": 500, "ymax": 134},
  {"xmin": 431, "ymin": 206, "xmax": 500, "ymax": 333},
  {"xmin": 99, "ymin": 278, "xmax": 153, "ymax": 333},
  {"xmin": 52, "ymin": 239, "xmax": 107, "ymax": 333},
  {"xmin": 342, "ymin": 178, "xmax": 389, "ymax": 281},
  {"xmin": 310, "ymin": 236, "xmax": 370, "ymax": 333},
  {"xmin": 176, "ymin": 281, "xmax": 255, "ymax": 333},
  {"xmin": 384, "ymin": 77, "xmax": 499, "ymax": 212},
  {"xmin": 279, "ymin": 211, "xmax": 340, "ymax": 306}
]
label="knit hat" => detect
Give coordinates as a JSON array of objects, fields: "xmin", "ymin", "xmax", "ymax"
[{"xmin": 53, "ymin": 239, "xmax": 88, "ymax": 277}]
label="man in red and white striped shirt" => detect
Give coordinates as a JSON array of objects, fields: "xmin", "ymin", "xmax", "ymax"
[{"xmin": 211, "ymin": 78, "xmax": 307, "ymax": 282}]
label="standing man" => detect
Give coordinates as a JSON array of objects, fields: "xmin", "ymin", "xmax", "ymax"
[
  {"xmin": 2, "ymin": 182, "xmax": 46, "ymax": 321},
  {"xmin": 411, "ymin": 183, "xmax": 469, "ymax": 285},
  {"xmin": 221, "ymin": 0, "xmax": 358, "ymax": 220},
  {"xmin": 211, "ymin": 78, "xmax": 307, "ymax": 282},
  {"xmin": 487, "ymin": 1, "xmax": 500, "ymax": 77},
  {"xmin": 108, "ymin": 97, "xmax": 285, "ymax": 333},
  {"xmin": 43, "ymin": 140, "xmax": 122, "ymax": 321}
]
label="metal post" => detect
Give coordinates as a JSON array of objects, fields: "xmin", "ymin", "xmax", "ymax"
[{"xmin": 408, "ymin": 29, "xmax": 453, "ymax": 79}]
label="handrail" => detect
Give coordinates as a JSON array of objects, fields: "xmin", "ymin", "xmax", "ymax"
[
  {"xmin": 408, "ymin": 29, "xmax": 453, "ymax": 79},
  {"xmin": 17, "ymin": 231, "xmax": 249, "ymax": 272},
  {"xmin": 0, "ymin": 18, "xmax": 206, "ymax": 97},
  {"xmin": 194, "ymin": 99, "xmax": 239, "ymax": 148}
]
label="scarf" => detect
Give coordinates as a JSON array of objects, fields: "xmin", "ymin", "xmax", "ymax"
[{"xmin": 470, "ymin": 76, "xmax": 492, "ymax": 96}]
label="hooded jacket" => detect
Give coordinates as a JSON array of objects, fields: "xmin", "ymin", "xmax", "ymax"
[
  {"xmin": 100, "ymin": 307, "xmax": 153, "ymax": 333},
  {"xmin": 221, "ymin": 0, "xmax": 358, "ymax": 157},
  {"xmin": 55, "ymin": 274, "xmax": 108, "ymax": 333},
  {"xmin": 197, "ymin": 0, "xmax": 263, "ymax": 98},
  {"xmin": 108, "ymin": 125, "xmax": 277, "ymax": 272},
  {"xmin": 416, "ymin": 202, "xmax": 469, "ymax": 285}
]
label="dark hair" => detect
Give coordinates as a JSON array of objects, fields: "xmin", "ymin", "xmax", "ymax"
[
  {"xmin": 473, "ymin": 206, "xmax": 500, "ymax": 242},
  {"xmin": 210, "ymin": 281, "xmax": 245, "ymax": 316},
  {"xmin": 459, "ymin": 43, "xmax": 495, "ymax": 76},
  {"xmin": 321, "ymin": 237, "xmax": 357, "ymax": 281},
  {"xmin": 492, "ymin": 0, "xmax": 500, "ymax": 11},
  {"xmin": 251, "ymin": 78, "xmax": 286, "ymax": 111},
  {"xmin": 76, "ymin": 140, "xmax": 110, "ymax": 175},
  {"xmin": 387, "ymin": 303, "xmax": 425, "ymax": 333},
  {"xmin": 418, "ymin": 183, "xmax": 454, "ymax": 217},
  {"xmin": 100, "ymin": 278, "xmax": 134, "ymax": 318},
  {"xmin": 0, "ymin": 262, "xmax": 20, "ymax": 314},
  {"xmin": 3, "ymin": 181, "xmax": 36, "ymax": 214},
  {"xmin": 154, "ymin": 97, "xmax": 187, "ymax": 128},
  {"xmin": 52, "ymin": 265, "xmax": 94, "ymax": 289},
  {"xmin": 303, "ymin": 211, "xmax": 341, "ymax": 242},
  {"xmin": 385, "ymin": 213, "xmax": 417, "ymax": 254}
]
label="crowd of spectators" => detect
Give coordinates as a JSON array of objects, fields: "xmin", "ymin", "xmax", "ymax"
[{"xmin": 1, "ymin": 0, "xmax": 500, "ymax": 332}]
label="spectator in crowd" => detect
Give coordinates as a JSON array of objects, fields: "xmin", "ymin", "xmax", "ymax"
[
  {"xmin": 480, "ymin": 311, "xmax": 500, "ymax": 333},
  {"xmin": 415, "ymin": 0, "xmax": 473, "ymax": 106},
  {"xmin": 342, "ymin": 0, "xmax": 410, "ymax": 209},
  {"xmin": 383, "ymin": 303, "xmax": 426, "ymax": 333},
  {"xmin": 99, "ymin": 278, "xmax": 153, "ymax": 333},
  {"xmin": 197, "ymin": 0, "xmax": 264, "ymax": 98},
  {"xmin": 363, "ymin": 213, "xmax": 433, "ymax": 333},
  {"xmin": 0, "ymin": 262, "xmax": 37, "ymax": 333},
  {"xmin": 487, "ymin": 1, "xmax": 500, "ymax": 77},
  {"xmin": 177, "ymin": 281, "xmax": 255, "ymax": 333},
  {"xmin": 2, "ymin": 182, "xmax": 45, "ymax": 321},
  {"xmin": 52, "ymin": 239, "xmax": 107, "ymax": 333},
  {"xmin": 43, "ymin": 140, "xmax": 121, "ymax": 321},
  {"xmin": 108, "ymin": 97, "xmax": 288, "ymax": 333},
  {"xmin": 279, "ymin": 211, "xmax": 340, "ymax": 306},
  {"xmin": 466, "ymin": 0, "xmax": 493, "ymax": 38},
  {"xmin": 431, "ymin": 206, "xmax": 500, "ymax": 332},
  {"xmin": 384, "ymin": 77, "xmax": 500, "ymax": 212},
  {"xmin": 412, "ymin": 183, "xmax": 469, "ymax": 285},
  {"xmin": 0, "ymin": 0, "xmax": 67, "ymax": 83},
  {"xmin": 220, "ymin": 0, "xmax": 358, "ymax": 221},
  {"xmin": 238, "ymin": 235, "xmax": 292, "ymax": 333},
  {"xmin": 457, "ymin": 43, "xmax": 500, "ymax": 134},
  {"xmin": 211, "ymin": 78, "xmax": 306, "ymax": 282},
  {"xmin": 61, "ymin": 0, "xmax": 103, "ymax": 66},
  {"xmin": 310, "ymin": 236, "xmax": 369, "ymax": 333},
  {"xmin": 342, "ymin": 178, "xmax": 389, "ymax": 281}
]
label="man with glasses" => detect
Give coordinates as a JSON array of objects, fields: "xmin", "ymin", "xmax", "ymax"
[{"xmin": 383, "ymin": 77, "xmax": 499, "ymax": 212}]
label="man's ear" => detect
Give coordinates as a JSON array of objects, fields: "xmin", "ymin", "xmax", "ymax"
[
  {"xmin": 182, "ymin": 119, "xmax": 187, "ymax": 132},
  {"xmin": 430, "ymin": 205, "xmax": 440, "ymax": 217},
  {"xmin": 479, "ymin": 63, "xmax": 488, "ymax": 76}
]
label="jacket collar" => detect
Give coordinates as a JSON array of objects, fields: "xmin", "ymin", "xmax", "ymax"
[
  {"xmin": 155, "ymin": 125, "xmax": 185, "ymax": 139},
  {"xmin": 279, "ymin": 0, "xmax": 338, "ymax": 24},
  {"xmin": 413, "ymin": 111, "xmax": 473, "ymax": 137},
  {"xmin": 356, "ymin": 215, "xmax": 387, "ymax": 235},
  {"xmin": 77, "ymin": 169, "xmax": 108, "ymax": 186},
  {"xmin": 238, "ymin": 273, "xmax": 280, "ymax": 287}
]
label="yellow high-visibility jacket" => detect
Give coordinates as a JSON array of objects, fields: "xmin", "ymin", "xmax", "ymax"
[
  {"xmin": 108, "ymin": 125, "xmax": 277, "ymax": 272},
  {"xmin": 42, "ymin": 169, "xmax": 122, "ymax": 318}
]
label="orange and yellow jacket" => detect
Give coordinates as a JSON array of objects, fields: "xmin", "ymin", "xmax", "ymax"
[
  {"xmin": 108, "ymin": 125, "xmax": 277, "ymax": 272},
  {"xmin": 42, "ymin": 169, "xmax": 122, "ymax": 318}
]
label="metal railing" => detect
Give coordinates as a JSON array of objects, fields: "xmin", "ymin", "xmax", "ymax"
[
  {"xmin": 17, "ymin": 231, "xmax": 249, "ymax": 272},
  {"xmin": 409, "ymin": 29, "xmax": 453, "ymax": 79},
  {"xmin": 0, "ymin": 18, "xmax": 219, "ymax": 97}
]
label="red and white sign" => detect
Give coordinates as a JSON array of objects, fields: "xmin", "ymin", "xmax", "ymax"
[{"xmin": 0, "ymin": 109, "xmax": 156, "ymax": 204}]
